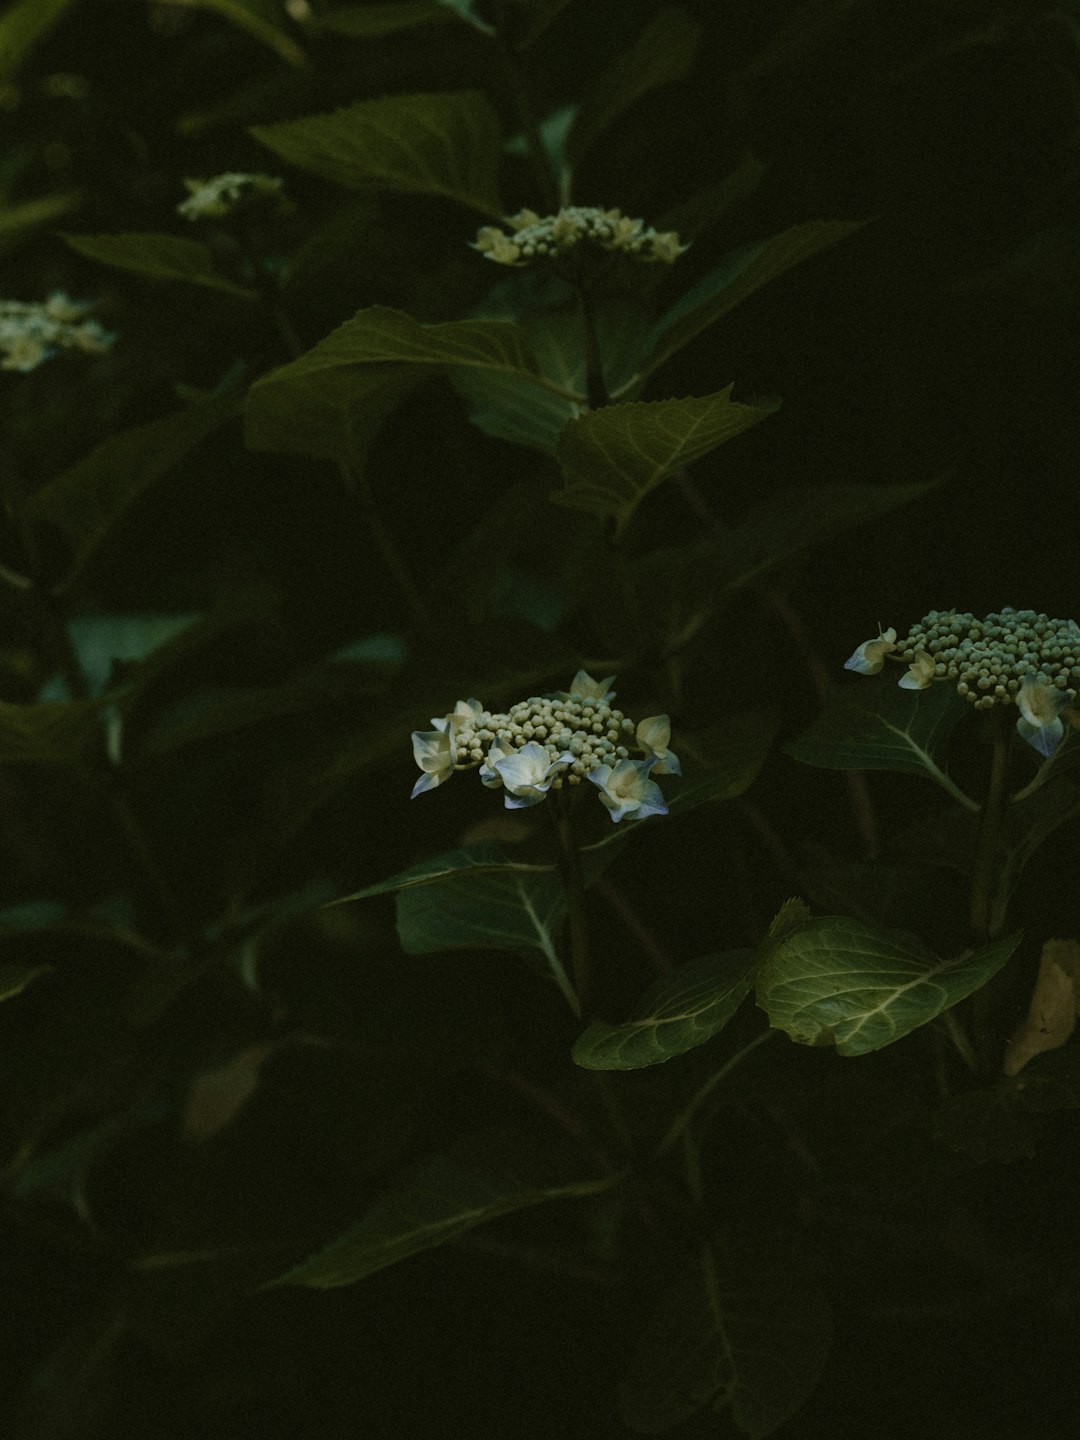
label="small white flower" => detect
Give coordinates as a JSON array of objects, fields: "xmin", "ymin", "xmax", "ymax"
[
  {"xmin": 587, "ymin": 758, "xmax": 668, "ymax": 824},
  {"xmin": 432, "ymin": 697, "xmax": 483, "ymax": 733},
  {"xmin": 557, "ymin": 670, "xmax": 616, "ymax": 704},
  {"xmin": 479, "ymin": 736, "xmax": 514, "ymax": 788},
  {"xmin": 635, "ymin": 715, "xmax": 681, "ymax": 775},
  {"xmin": 492, "ymin": 741, "xmax": 573, "ymax": 809},
  {"xmin": 1016, "ymin": 675, "xmax": 1070, "ymax": 758},
  {"xmin": 844, "ymin": 626, "xmax": 898, "ymax": 675},
  {"xmin": 898, "ymin": 651, "xmax": 936, "ymax": 691},
  {"xmin": 178, "ymin": 172, "xmax": 284, "ymax": 222},
  {"xmin": 410, "ymin": 728, "xmax": 456, "ymax": 798}
]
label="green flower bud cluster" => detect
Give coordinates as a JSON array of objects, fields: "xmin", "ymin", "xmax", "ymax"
[
  {"xmin": 900, "ymin": 608, "xmax": 1080, "ymax": 711},
  {"xmin": 472, "ymin": 207, "xmax": 687, "ymax": 268},
  {"xmin": 456, "ymin": 694, "xmax": 636, "ymax": 787}
]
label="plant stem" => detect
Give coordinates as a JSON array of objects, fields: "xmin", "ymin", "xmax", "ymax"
[
  {"xmin": 551, "ymin": 793, "xmax": 592, "ymax": 1013},
  {"xmin": 572, "ymin": 273, "xmax": 609, "ymax": 410},
  {"xmin": 654, "ymin": 1029, "xmax": 777, "ymax": 1157},
  {"xmin": 969, "ymin": 709, "xmax": 1009, "ymax": 941}
]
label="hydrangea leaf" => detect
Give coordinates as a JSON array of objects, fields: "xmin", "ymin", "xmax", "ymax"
[
  {"xmin": 61, "ymin": 232, "xmax": 259, "ymax": 298},
  {"xmin": 396, "ymin": 867, "xmax": 566, "ymax": 957},
  {"xmin": 317, "ymin": 2, "xmax": 452, "ymax": 38},
  {"xmin": 0, "ymin": 0, "xmax": 80, "ymax": 83},
  {"xmin": 619, "ymin": 1230, "xmax": 832, "ymax": 1436},
  {"xmin": 566, "ymin": 6, "xmax": 701, "ymax": 169},
  {"xmin": 756, "ymin": 917, "xmax": 1021, "ymax": 1056},
  {"xmin": 573, "ymin": 949, "xmax": 755, "ymax": 1071},
  {"xmin": 553, "ymin": 388, "xmax": 780, "ymax": 536},
  {"xmin": 644, "ymin": 219, "xmax": 866, "ymax": 378},
  {"xmin": 181, "ymin": 0, "xmax": 306, "ymax": 65},
  {"xmin": 0, "ymin": 192, "xmax": 80, "ymax": 255},
  {"xmin": 329, "ymin": 842, "xmax": 549, "ymax": 905},
  {"xmin": 267, "ymin": 1142, "xmax": 623, "ymax": 1289},
  {"xmin": 250, "ymin": 91, "xmax": 503, "ymax": 215},
  {"xmin": 785, "ymin": 678, "xmax": 971, "ymax": 799},
  {"xmin": 22, "ymin": 397, "xmax": 238, "ymax": 592}
]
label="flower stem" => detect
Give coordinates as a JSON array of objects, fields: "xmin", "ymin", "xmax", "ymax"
[
  {"xmin": 552, "ymin": 794, "xmax": 592, "ymax": 1013},
  {"xmin": 572, "ymin": 273, "xmax": 609, "ymax": 411},
  {"xmin": 969, "ymin": 709, "xmax": 1009, "ymax": 941}
]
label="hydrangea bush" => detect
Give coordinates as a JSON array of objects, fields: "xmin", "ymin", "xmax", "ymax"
[{"xmin": 1, "ymin": 3, "xmax": 1078, "ymax": 1437}]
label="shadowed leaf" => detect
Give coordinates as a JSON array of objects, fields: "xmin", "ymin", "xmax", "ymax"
[
  {"xmin": 0, "ymin": 0, "xmax": 80, "ymax": 82},
  {"xmin": 318, "ymin": 2, "xmax": 453, "ymax": 37},
  {"xmin": 61, "ymin": 232, "xmax": 258, "ymax": 298},
  {"xmin": 396, "ymin": 867, "xmax": 566, "ymax": 957},
  {"xmin": 181, "ymin": 0, "xmax": 306, "ymax": 64}
]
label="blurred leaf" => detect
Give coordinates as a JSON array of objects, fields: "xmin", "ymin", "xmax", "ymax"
[
  {"xmin": 756, "ymin": 917, "xmax": 1020, "ymax": 1056},
  {"xmin": 250, "ymin": 91, "xmax": 503, "ymax": 215},
  {"xmin": 785, "ymin": 679, "xmax": 973, "ymax": 802},
  {"xmin": 318, "ymin": 2, "xmax": 453, "ymax": 37},
  {"xmin": 60, "ymin": 612, "xmax": 201, "ymax": 698},
  {"xmin": 396, "ymin": 867, "xmax": 566, "ymax": 957},
  {"xmin": 22, "ymin": 397, "xmax": 238, "ymax": 591},
  {"xmin": 0, "ymin": 698, "xmax": 102, "ymax": 764},
  {"xmin": 61, "ymin": 232, "xmax": 258, "ymax": 298},
  {"xmin": 509, "ymin": 0, "xmax": 570, "ymax": 48},
  {"xmin": 553, "ymin": 388, "xmax": 780, "ymax": 536},
  {"xmin": 331, "ymin": 841, "xmax": 548, "ymax": 903},
  {"xmin": 0, "ymin": 0, "xmax": 80, "ymax": 82},
  {"xmin": 573, "ymin": 949, "xmax": 755, "ymax": 1071},
  {"xmin": 0, "ymin": 190, "xmax": 80, "ymax": 255},
  {"xmin": 567, "ymin": 7, "xmax": 700, "ymax": 169},
  {"xmin": 645, "ymin": 220, "xmax": 865, "ymax": 378},
  {"xmin": 268, "ymin": 1141, "xmax": 623, "ymax": 1288},
  {"xmin": 244, "ymin": 361, "xmax": 423, "ymax": 470},
  {"xmin": 0, "ymin": 961, "xmax": 52, "ymax": 1002},
  {"xmin": 619, "ymin": 1230, "xmax": 832, "ymax": 1436},
  {"xmin": 659, "ymin": 153, "xmax": 768, "ymax": 243},
  {"xmin": 176, "ymin": 0, "xmax": 306, "ymax": 64}
]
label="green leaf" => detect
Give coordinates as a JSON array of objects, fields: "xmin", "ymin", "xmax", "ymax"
[
  {"xmin": 567, "ymin": 7, "xmax": 700, "ymax": 169},
  {"xmin": 553, "ymin": 388, "xmax": 780, "ymax": 536},
  {"xmin": 267, "ymin": 1143, "xmax": 623, "ymax": 1289},
  {"xmin": 573, "ymin": 949, "xmax": 755, "ymax": 1071},
  {"xmin": 785, "ymin": 679, "xmax": 974, "ymax": 806},
  {"xmin": 0, "ymin": 963, "xmax": 52, "ymax": 1002},
  {"xmin": 181, "ymin": 0, "xmax": 306, "ymax": 65},
  {"xmin": 396, "ymin": 867, "xmax": 566, "ymax": 958},
  {"xmin": 250, "ymin": 91, "xmax": 503, "ymax": 215},
  {"xmin": 0, "ymin": 0, "xmax": 80, "ymax": 82},
  {"xmin": 61, "ymin": 232, "xmax": 258, "ymax": 298},
  {"xmin": 619, "ymin": 1230, "xmax": 832, "ymax": 1436},
  {"xmin": 329, "ymin": 841, "xmax": 547, "ymax": 904},
  {"xmin": 645, "ymin": 220, "xmax": 865, "ymax": 378},
  {"xmin": 22, "ymin": 397, "xmax": 237, "ymax": 591},
  {"xmin": 0, "ymin": 699, "xmax": 102, "ymax": 765},
  {"xmin": 318, "ymin": 2, "xmax": 453, "ymax": 37},
  {"xmin": 244, "ymin": 361, "xmax": 423, "ymax": 470},
  {"xmin": 0, "ymin": 191, "xmax": 80, "ymax": 255},
  {"xmin": 756, "ymin": 917, "xmax": 1021, "ymax": 1056}
]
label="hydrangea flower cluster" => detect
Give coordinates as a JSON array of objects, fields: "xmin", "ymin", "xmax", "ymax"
[
  {"xmin": 845, "ymin": 608, "xmax": 1080, "ymax": 757},
  {"xmin": 177, "ymin": 172, "xmax": 285, "ymax": 221},
  {"xmin": 411, "ymin": 671, "xmax": 679, "ymax": 822},
  {"xmin": 472, "ymin": 207, "xmax": 688, "ymax": 268},
  {"xmin": 1, "ymin": 293, "xmax": 115, "ymax": 373}
]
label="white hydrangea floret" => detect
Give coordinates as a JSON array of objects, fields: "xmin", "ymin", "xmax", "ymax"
[
  {"xmin": 479, "ymin": 736, "xmax": 514, "ymax": 789},
  {"xmin": 1, "ymin": 293, "xmax": 115, "ymax": 373},
  {"xmin": 844, "ymin": 626, "xmax": 898, "ymax": 675},
  {"xmin": 635, "ymin": 715, "xmax": 681, "ymax": 775},
  {"xmin": 433, "ymin": 697, "xmax": 483, "ymax": 733},
  {"xmin": 493, "ymin": 741, "xmax": 574, "ymax": 809},
  {"xmin": 178, "ymin": 172, "xmax": 284, "ymax": 222},
  {"xmin": 410, "ymin": 728, "xmax": 456, "ymax": 798},
  {"xmin": 557, "ymin": 670, "xmax": 616, "ymax": 704},
  {"xmin": 1016, "ymin": 675, "xmax": 1070, "ymax": 758},
  {"xmin": 588, "ymin": 758, "xmax": 668, "ymax": 824},
  {"xmin": 898, "ymin": 651, "xmax": 936, "ymax": 691}
]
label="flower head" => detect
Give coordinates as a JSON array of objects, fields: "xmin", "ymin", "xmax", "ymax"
[
  {"xmin": 471, "ymin": 206, "xmax": 687, "ymax": 268},
  {"xmin": 178, "ymin": 172, "xmax": 285, "ymax": 222},
  {"xmin": 588, "ymin": 758, "xmax": 669, "ymax": 824},
  {"xmin": 843, "ymin": 608, "xmax": 1080, "ymax": 757},
  {"xmin": 635, "ymin": 715, "xmax": 681, "ymax": 775},
  {"xmin": 1, "ymin": 293, "xmax": 115, "ymax": 373}
]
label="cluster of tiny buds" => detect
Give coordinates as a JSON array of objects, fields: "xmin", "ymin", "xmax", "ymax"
[
  {"xmin": 177, "ymin": 172, "xmax": 286, "ymax": 222},
  {"xmin": 472, "ymin": 207, "xmax": 688, "ymax": 268},
  {"xmin": 454, "ymin": 694, "xmax": 636, "ymax": 786},
  {"xmin": 1, "ymin": 293, "xmax": 115, "ymax": 373}
]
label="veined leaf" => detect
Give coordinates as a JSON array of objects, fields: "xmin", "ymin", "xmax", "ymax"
[
  {"xmin": 318, "ymin": 2, "xmax": 453, "ymax": 37},
  {"xmin": 330, "ymin": 841, "xmax": 549, "ymax": 904},
  {"xmin": 396, "ymin": 867, "xmax": 566, "ymax": 957},
  {"xmin": 785, "ymin": 678, "xmax": 974, "ymax": 805},
  {"xmin": 566, "ymin": 7, "xmax": 700, "ymax": 169},
  {"xmin": 756, "ymin": 916, "xmax": 1021, "ymax": 1056},
  {"xmin": 573, "ymin": 949, "xmax": 755, "ymax": 1071},
  {"xmin": 173, "ymin": 0, "xmax": 306, "ymax": 65},
  {"xmin": 553, "ymin": 388, "xmax": 780, "ymax": 536},
  {"xmin": 250, "ymin": 91, "xmax": 503, "ymax": 215},
  {"xmin": 267, "ymin": 1144, "xmax": 623, "ymax": 1289},
  {"xmin": 0, "ymin": 0, "xmax": 80, "ymax": 82},
  {"xmin": 620, "ymin": 1230, "xmax": 832, "ymax": 1436},
  {"xmin": 61, "ymin": 232, "xmax": 258, "ymax": 298},
  {"xmin": 22, "ymin": 397, "xmax": 238, "ymax": 591},
  {"xmin": 645, "ymin": 219, "xmax": 865, "ymax": 378}
]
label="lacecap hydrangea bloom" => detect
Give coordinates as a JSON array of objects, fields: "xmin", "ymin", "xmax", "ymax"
[
  {"xmin": 0, "ymin": 294, "xmax": 115, "ymax": 373},
  {"xmin": 410, "ymin": 671, "xmax": 677, "ymax": 822},
  {"xmin": 845, "ymin": 608, "xmax": 1080, "ymax": 757},
  {"xmin": 472, "ymin": 207, "xmax": 688, "ymax": 268},
  {"xmin": 177, "ymin": 172, "xmax": 285, "ymax": 221}
]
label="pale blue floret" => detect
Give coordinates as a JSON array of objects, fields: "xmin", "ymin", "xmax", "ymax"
[
  {"xmin": 1016, "ymin": 675, "xmax": 1070, "ymax": 758},
  {"xmin": 587, "ymin": 757, "xmax": 669, "ymax": 823},
  {"xmin": 843, "ymin": 627, "xmax": 897, "ymax": 675},
  {"xmin": 410, "ymin": 728, "xmax": 455, "ymax": 797},
  {"xmin": 635, "ymin": 714, "xmax": 681, "ymax": 776},
  {"xmin": 493, "ymin": 741, "xmax": 574, "ymax": 808}
]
